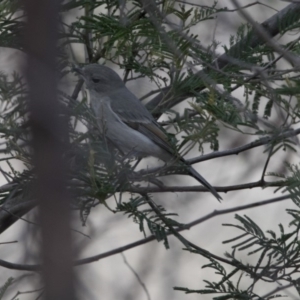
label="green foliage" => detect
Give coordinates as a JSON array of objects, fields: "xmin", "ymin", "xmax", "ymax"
[
  {"xmin": 116, "ymin": 194, "xmax": 181, "ymax": 248},
  {"xmin": 279, "ymin": 164, "xmax": 300, "ymax": 206},
  {"xmin": 0, "ymin": 0, "xmax": 23, "ymax": 49},
  {"xmin": 176, "ymin": 212, "xmax": 300, "ymax": 298},
  {"xmin": 0, "ymin": 73, "xmax": 28, "ymax": 161},
  {"xmin": 0, "ymin": 277, "xmax": 14, "ymax": 299}
]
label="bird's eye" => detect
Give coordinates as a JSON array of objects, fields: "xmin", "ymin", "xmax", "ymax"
[{"xmin": 92, "ymin": 78, "xmax": 100, "ymax": 83}]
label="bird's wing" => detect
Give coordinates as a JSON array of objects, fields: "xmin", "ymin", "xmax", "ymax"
[
  {"xmin": 109, "ymin": 88, "xmax": 173, "ymax": 154},
  {"xmin": 109, "ymin": 88, "xmax": 154, "ymax": 123},
  {"xmin": 138, "ymin": 122, "xmax": 173, "ymax": 154}
]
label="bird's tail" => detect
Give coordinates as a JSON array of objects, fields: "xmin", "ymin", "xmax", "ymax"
[{"xmin": 186, "ymin": 163, "xmax": 222, "ymax": 202}]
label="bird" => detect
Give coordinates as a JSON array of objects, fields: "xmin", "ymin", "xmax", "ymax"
[{"xmin": 73, "ymin": 64, "xmax": 222, "ymax": 201}]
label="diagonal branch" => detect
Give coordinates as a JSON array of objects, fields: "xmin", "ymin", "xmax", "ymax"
[
  {"xmin": 0, "ymin": 194, "xmax": 290, "ymax": 271},
  {"xmin": 127, "ymin": 180, "xmax": 285, "ymax": 194},
  {"xmin": 146, "ymin": 2, "xmax": 300, "ymax": 115},
  {"xmin": 231, "ymin": 0, "xmax": 300, "ymax": 67},
  {"xmin": 134, "ymin": 127, "xmax": 300, "ymax": 180}
]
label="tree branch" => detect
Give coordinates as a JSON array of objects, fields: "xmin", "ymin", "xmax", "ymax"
[
  {"xmin": 146, "ymin": 2, "xmax": 300, "ymax": 115},
  {"xmin": 134, "ymin": 127, "xmax": 300, "ymax": 180},
  {"xmin": 0, "ymin": 194, "xmax": 289, "ymax": 271},
  {"xmin": 127, "ymin": 180, "xmax": 285, "ymax": 194}
]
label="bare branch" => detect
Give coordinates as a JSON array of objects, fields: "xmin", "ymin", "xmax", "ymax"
[
  {"xmin": 134, "ymin": 127, "xmax": 300, "ymax": 180},
  {"xmin": 0, "ymin": 194, "xmax": 289, "ymax": 271},
  {"xmin": 128, "ymin": 180, "xmax": 284, "ymax": 194}
]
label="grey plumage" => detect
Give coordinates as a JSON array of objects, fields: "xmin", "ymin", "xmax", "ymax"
[{"xmin": 74, "ymin": 64, "xmax": 221, "ymax": 201}]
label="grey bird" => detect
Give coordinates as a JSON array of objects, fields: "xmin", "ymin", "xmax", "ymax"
[{"xmin": 74, "ymin": 64, "xmax": 221, "ymax": 201}]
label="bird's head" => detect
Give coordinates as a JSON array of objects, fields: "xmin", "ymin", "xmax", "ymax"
[{"xmin": 73, "ymin": 64, "xmax": 125, "ymax": 94}]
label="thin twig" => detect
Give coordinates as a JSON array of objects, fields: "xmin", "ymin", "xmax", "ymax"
[
  {"xmin": 121, "ymin": 253, "xmax": 151, "ymax": 300},
  {"xmin": 0, "ymin": 194, "xmax": 289, "ymax": 271}
]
